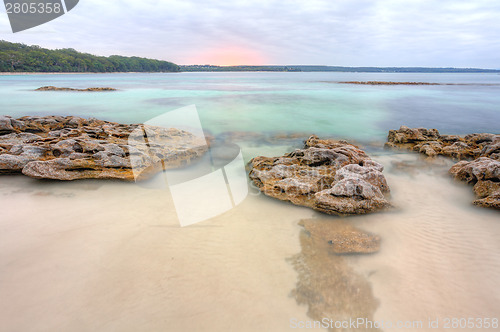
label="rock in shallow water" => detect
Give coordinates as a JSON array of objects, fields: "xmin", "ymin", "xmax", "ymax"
[
  {"xmin": 0, "ymin": 115, "xmax": 207, "ymax": 181},
  {"xmin": 248, "ymin": 135, "xmax": 391, "ymax": 216},
  {"xmin": 386, "ymin": 126, "xmax": 500, "ymax": 210},
  {"xmin": 449, "ymin": 157, "xmax": 500, "ymax": 209},
  {"xmin": 385, "ymin": 125, "xmax": 500, "ymax": 160}
]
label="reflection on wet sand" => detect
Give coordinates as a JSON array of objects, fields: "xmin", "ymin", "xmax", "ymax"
[{"xmin": 289, "ymin": 218, "xmax": 381, "ymax": 332}]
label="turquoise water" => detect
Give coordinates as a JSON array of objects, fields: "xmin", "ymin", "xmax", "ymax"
[
  {"xmin": 1, "ymin": 72, "xmax": 500, "ymax": 331},
  {"xmin": 1, "ymin": 72, "xmax": 499, "ymax": 143}
]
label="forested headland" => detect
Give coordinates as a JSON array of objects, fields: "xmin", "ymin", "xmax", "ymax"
[{"xmin": 0, "ymin": 40, "xmax": 180, "ymax": 73}]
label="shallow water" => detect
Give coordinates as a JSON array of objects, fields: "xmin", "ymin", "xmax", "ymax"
[
  {"xmin": 1, "ymin": 72, "xmax": 500, "ymax": 141},
  {"xmin": 0, "ymin": 175, "xmax": 314, "ymax": 331},
  {"xmin": 1, "ymin": 151, "xmax": 499, "ymax": 331},
  {"xmin": 344, "ymin": 153, "xmax": 500, "ymax": 331},
  {"xmin": 0, "ymin": 73, "xmax": 499, "ymax": 331}
]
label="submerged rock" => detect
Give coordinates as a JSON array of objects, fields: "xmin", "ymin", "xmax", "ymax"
[
  {"xmin": 248, "ymin": 135, "xmax": 391, "ymax": 216},
  {"xmin": 0, "ymin": 115, "xmax": 207, "ymax": 181},
  {"xmin": 289, "ymin": 218, "xmax": 380, "ymax": 331},
  {"xmin": 299, "ymin": 218, "xmax": 380, "ymax": 254}
]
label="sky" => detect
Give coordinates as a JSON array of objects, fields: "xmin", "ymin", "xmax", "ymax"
[{"xmin": 0, "ymin": 0, "xmax": 499, "ymax": 68}]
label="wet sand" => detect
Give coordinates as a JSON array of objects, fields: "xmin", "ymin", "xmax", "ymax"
[{"xmin": 0, "ymin": 176, "xmax": 313, "ymax": 332}]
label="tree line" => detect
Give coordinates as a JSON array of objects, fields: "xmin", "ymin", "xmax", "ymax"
[
  {"xmin": 0, "ymin": 40, "xmax": 180, "ymax": 73},
  {"xmin": 181, "ymin": 64, "xmax": 500, "ymax": 73}
]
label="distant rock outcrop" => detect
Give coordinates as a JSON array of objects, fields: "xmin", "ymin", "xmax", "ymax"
[
  {"xmin": 340, "ymin": 81, "xmax": 441, "ymax": 85},
  {"xmin": 248, "ymin": 135, "xmax": 391, "ymax": 216},
  {"xmin": 35, "ymin": 86, "xmax": 117, "ymax": 92},
  {"xmin": 0, "ymin": 115, "xmax": 207, "ymax": 181}
]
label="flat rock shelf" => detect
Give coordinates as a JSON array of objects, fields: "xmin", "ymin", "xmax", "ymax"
[
  {"xmin": 35, "ymin": 86, "xmax": 117, "ymax": 92},
  {"xmin": 0, "ymin": 115, "xmax": 207, "ymax": 181}
]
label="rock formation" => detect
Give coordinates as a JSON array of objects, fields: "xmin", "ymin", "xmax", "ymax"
[
  {"xmin": 385, "ymin": 125, "xmax": 500, "ymax": 160},
  {"xmin": 248, "ymin": 135, "xmax": 391, "ymax": 216},
  {"xmin": 36, "ymin": 86, "xmax": 117, "ymax": 92},
  {"xmin": 386, "ymin": 126, "xmax": 499, "ymax": 210},
  {"xmin": 449, "ymin": 157, "xmax": 500, "ymax": 209},
  {"xmin": 0, "ymin": 115, "xmax": 207, "ymax": 181}
]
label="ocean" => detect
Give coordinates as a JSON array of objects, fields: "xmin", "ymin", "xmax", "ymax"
[{"xmin": 1, "ymin": 72, "xmax": 499, "ymax": 331}]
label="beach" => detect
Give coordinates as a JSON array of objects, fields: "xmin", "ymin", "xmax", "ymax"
[
  {"xmin": 1, "ymin": 72, "xmax": 499, "ymax": 331},
  {"xmin": 1, "ymin": 151, "xmax": 499, "ymax": 331}
]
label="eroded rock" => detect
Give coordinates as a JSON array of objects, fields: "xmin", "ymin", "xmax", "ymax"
[
  {"xmin": 385, "ymin": 126, "xmax": 499, "ymax": 160},
  {"xmin": 449, "ymin": 157, "xmax": 500, "ymax": 209},
  {"xmin": 248, "ymin": 135, "xmax": 391, "ymax": 216},
  {"xmin": 0, "ymin": 115, "xmax": 207, "ymax": 181},
  {"xmin": 387, "ymin": 126, "xmax": 500, "ymax": 210}
]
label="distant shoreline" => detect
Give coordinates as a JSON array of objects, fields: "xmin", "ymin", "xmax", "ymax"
[
  {"xmin": 0, "ymin": 66, "xmax": 500, "ymax": 76},
  {"xmin": 0, "ymin": 72, "xmax": 174, "ymax": 76},
  {"xmin": 2, "ymin": 41, "xmax": 499, "ymax": 75},
  {"xmin": 180, "ymin": 65, "xmax": 500, "ymax": 73},
  {"xmin": 2, "ymin": 70, "xmax": 500, "ymax": 76},
  {"xmin": 336, "ymin": 81, "xmax": 500, "ymax": 86}
]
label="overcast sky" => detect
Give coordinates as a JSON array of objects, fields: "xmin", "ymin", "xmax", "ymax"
[{"xmin": 1, "ymin": 0, "xmax": 499, "ymax": 68}]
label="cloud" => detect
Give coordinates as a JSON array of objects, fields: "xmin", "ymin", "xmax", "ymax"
[{"xmin": 0, "ymin": 0, "xmax": 499, "ymax": 67}]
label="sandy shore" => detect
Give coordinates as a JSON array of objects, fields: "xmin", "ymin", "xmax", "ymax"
[
  {"xmin": 0, "ymin": 174, "xmax": 313, "ymax": 332},
  {"xmin": 1, "ymin": 152, "xmax": 499, "ymax": 331}
]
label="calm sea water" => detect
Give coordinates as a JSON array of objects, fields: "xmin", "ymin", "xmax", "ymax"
[
  {"xmin": 1, "ymin": 72, "xmax": 500, "ymax": 141},
  {"xmin": 1, "ymin": 72, "xmax": 499, "ymax": 332}
]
